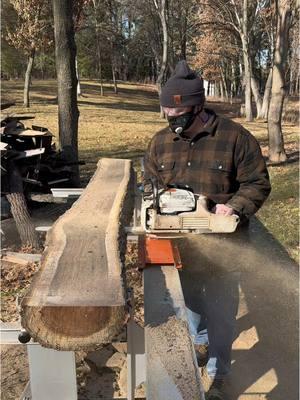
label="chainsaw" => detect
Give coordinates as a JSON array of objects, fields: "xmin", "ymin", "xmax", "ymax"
[{"xmin": 131, "ymin": 178, "xmax": 239, "ymax": 236}]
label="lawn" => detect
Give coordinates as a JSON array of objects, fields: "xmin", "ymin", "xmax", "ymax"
[{"xmin": 1, "ymin": 79, "xmax": 299, "ymax": 262}]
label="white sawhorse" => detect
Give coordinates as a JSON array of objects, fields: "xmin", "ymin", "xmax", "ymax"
[{"xmin": 1, "ymin": 315, "xmax": 146, "ymax": 400}]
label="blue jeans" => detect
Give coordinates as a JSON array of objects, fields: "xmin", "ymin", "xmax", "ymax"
[
  {"xmin": 178, "ymin": 238, "xmax": 240, "ymax": 380},
  {"xmin": 186, "ymin": 307, "xmax": 232, "ymax": 379}
]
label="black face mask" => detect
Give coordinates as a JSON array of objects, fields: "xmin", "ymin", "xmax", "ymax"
[{"xmin": 167, "ymin": 111, "xmax": 196, "ymax": 136}]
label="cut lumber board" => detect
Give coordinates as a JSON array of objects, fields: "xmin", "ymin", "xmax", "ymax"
[
  {"xmin": 1, "ymin": 252, "xmax": 41, "ymax": 265},
  {"xmin": 21, "ymin": 158, "xmax": 134, "ymax": 350},
  {"xmin": 144, "ymin": 266, "xmax": 205, "ymax": 400}
]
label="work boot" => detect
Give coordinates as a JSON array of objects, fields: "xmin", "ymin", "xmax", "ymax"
[
  {"xmin": 194, "ymin": 343, "xmax": 208, "ymax": 367},
  {"xmin": 206, "ymin": 379, "xmax": 225, "ymax": 400},
  {"xmin": 200, "ymin": 368, "xmax": 225, "ymax": 400}
]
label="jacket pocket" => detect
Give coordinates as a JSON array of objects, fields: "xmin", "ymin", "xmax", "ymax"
[
  {"xmin": 157, "ymin": 161, "xmax": 176, "ymax": 185},
  {"xmin": 205, "ymin": 160, "xmax": 233, "ymax": 193}
]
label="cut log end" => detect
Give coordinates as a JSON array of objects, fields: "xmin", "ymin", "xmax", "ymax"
[{"xmin": 21, "ymin": 305, "xmax": 127, "ymax": 351}]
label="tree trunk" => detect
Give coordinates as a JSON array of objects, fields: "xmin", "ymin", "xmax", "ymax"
[
  {"xmin": 75, "ymin": 57, "xmax": 82, "ymax": 97},
  {"xmin": 289, "ymin": 62, "xmax": 293, "ymax": 95},
  {"xmin": 220, "ymin": 66, "xmax": 228, "ymax": 100},
  {"xmin": 267, "ymin": 0, "xmax": 291, "ymax": 163},
  {"xmin": 251, "ymin": 75, "xmax": 263, "ymax": 118},
  {"xmin": 6, "ymin": 193, "xmax": 40, "ymax": 249},
  {"xmin": 112, "ymin": 64, "xmax": 118, "ymax": 94},
  {"xmin": 52, "ymin": 0, "xmax": 80, "ymax": 185},
  {"xmin": 261, "ymin": 68, "xmax": 273, "ymax": 119},
  {"xmin": 6, "ymin": 160, "xmax": 40, "ymax": 248},
  {"xmin": 238, "ymin": 0, "xmax": 253, "ymax": 121},
  {"xmin": 154, "ymin": 0, "xmax": 168, "ymax": 118},
  {"xmin": 24, "ymin": 49, "xmax": 35, "ymax": 108},
  {"xmin": 215, "ymin": 81, "xmax": 220, "ymax": 97},
  {"xmin": 241, "ymin": 0, "xmax": 253, "ymax": 122},
  {"xmin": 230, "ymin": 61, "xmax": 236, "ymax": 100},
  {"xmin": 95, "ymin": 32, "xmax": 104, "ymax": 96},
  {"xmin": 220, "ymin": 80, "xmax": 224, "ymax": 101}
]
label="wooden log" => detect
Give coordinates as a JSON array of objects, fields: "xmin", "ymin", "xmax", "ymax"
[
  {"xmin": 144, "ymin": 266, "xmax": 205, "ymax": 400},
  {"xmin": 21, "ymin": 158, "xmax": 134, "ymax": 350}
]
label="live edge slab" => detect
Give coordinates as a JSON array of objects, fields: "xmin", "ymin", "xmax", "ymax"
[{"xmin": 21, "ymin": 158, "xmax": 134, "ymax": 351}]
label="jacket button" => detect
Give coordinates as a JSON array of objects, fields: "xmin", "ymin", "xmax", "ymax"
[
  {"xmin": 161, "ymin": 164, "xmax": 164, "ymax": 168},
  {"xmin": 187, "ymin": 162, "xmax": 191, "ymax": 166},
  {"xmin": 191, "ymin": 142, "xmax": 194, "ymax": 146},
  {"xmin": 218, "ymin": 165, "xmax": 223, "ymax": 169}
]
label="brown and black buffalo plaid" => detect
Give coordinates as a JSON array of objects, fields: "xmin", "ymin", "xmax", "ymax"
[{"xmin": 143, "ymin": 109, "xmax": 271, "ymax": 218}]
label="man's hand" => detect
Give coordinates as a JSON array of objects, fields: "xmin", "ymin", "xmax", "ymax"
[{"xmin": 213, "ymin": 204, "xmax": 234, "ymax": 216}]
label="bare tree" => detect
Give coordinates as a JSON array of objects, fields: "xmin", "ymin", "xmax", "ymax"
[
  {"xmin": 261, "ymin": 68, "xmax": 273, "ymax": 118},
  {"xmin": 6, "ymin": 163, "xmax": 40, "ymax": 248},
  {"xmin": 267, "ymin": 0, "xmax": 293, "ymax": 162},
  {"xmin": 52, "ymin": 0, "xmax": 80, "ymax": 184},
  {"xmin": 6, "ymin": 0, "xmax": 53, "ymax": 108},
  {"xmin": 153, "ymin": 0, "xmax": 168, "ymax": 117}
]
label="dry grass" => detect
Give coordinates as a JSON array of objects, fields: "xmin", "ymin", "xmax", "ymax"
[{"xmin": 1, "ymin": 79, "xmax": 299, "ymax": 262}]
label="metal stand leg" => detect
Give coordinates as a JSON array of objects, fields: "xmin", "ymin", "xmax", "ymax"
[
  {"xmin": 127, "ymin": 289, "xmax": 146, "ymax": 400},
  {"xmin": 1, "ymin": 323, "xmax": 78, "ymax": 400},
  {"xmin": 27, "ymin": 345, "xmax": 77, "ymax": 400}
]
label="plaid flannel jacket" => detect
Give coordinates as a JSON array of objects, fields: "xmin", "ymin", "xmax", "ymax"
[{"xmin": 143, "ymin": 109, "xmax": 271, "ymax": 218}]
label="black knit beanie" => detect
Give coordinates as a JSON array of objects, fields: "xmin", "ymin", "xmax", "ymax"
[{"xmin": 160, "ymin": 61, "xmax": 205, "ymax": 107}]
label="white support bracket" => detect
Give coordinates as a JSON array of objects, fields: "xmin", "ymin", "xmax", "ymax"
[
  {"xmin": 127, "ymin": 317, "xmax": 146, "ymax": 400},
  {"xmin": 1, "ymin": 323, "xmax": 77, "ymax": 400}
]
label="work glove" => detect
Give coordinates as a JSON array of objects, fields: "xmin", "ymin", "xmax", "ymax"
[{"xmin": 213, "ymin": 204, "xmax": 235, "ymax": 216}]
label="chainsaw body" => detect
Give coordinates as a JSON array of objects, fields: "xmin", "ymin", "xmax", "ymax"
[{"xmin": 140, "ymin": 185, "xmax": 239, "ymax": 234}]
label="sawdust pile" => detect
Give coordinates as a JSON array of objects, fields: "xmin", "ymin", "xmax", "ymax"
[
  {"xmin": 125, "ymin": 242, "xmax": 144, "ymax": 326},
  {"xmin": 1, "ymin": 259, "xmax": 39, "ymax": 322},
  {"xmin": 148, "ymin": 316, "xmax": 201, "ymax": 396}
]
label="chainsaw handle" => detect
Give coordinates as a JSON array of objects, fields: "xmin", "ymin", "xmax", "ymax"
[{"xmin": 151, "ymin": 177, "xmax": 159, "ymax": 210}]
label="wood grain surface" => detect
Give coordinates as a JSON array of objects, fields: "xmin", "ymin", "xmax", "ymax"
[{"xmin": 21, "ymin": 158, "xmax": 134, "ymax": 350}]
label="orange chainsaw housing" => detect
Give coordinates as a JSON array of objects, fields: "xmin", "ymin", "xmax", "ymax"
[{"xmin": 138, "ymin": 236, "xmax": 182, "ymax": 270}]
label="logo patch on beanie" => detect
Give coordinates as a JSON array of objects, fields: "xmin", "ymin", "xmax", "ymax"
[{"xmin": 173, "ymin": 95, "xmax": 182, "ymax": 105}]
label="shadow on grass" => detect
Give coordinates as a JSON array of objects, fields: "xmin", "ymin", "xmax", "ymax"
[
  {"xmin": 206, "ymin": 100, "xmax": 241, "ymax": 119},
  {"xmin": 78, "ymin": 99, "xmax": 159, "ymax": 113},
  {"xmin": 81, "ymin": 81, "xmax": 157, "ymax": 98}
]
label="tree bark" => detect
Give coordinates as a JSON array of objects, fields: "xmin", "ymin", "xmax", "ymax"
[
  {"xmin": 6, "ymin": 193, "xmax": 40, "ymax": 249},
  {"xmin": 153, "ymin": 0, "xmax": 168, "ymax": 118},
  {"xmin": 261, "ymin": 68, "xmax": 273, "ymax": 119},
  {"xmin": 220, "ymin": 80, "xmax": 224, "ymax": 101},
  {"xmin": 220, "ymin": 66, "xmax": 228, "ymax": 100},
  {"xmin": 251, "ymin": 75, "xmax": 263, "ymax": 118},
  {"xmin": 52, "ymin": 0, "xmax": 80, "ymax": 185},
  {"xmin": 24, "ymin": 49, "xmax": 35, "ymax": 108},
  {"xmin": 241, "ymin": 0, "xmax": 253, "ymax": 121},
  {"xmin": 267, "ymin": 0, "xmax": 291, "ymax": 163},
  {"xmin": 75, "ymin": 57, "xmax": 82, "ymax": 97},
  {"xmin": 6, "ymin": 161, "xmax": 40, "ymax": 248},
  {"xmin": 95, "ymin": 26, "xmax": 104, "ymax": 95}
]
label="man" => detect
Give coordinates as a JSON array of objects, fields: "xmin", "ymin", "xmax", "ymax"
[{"xmin": 143, "ymin": 61, "xmax": 271, "ymax": 399}]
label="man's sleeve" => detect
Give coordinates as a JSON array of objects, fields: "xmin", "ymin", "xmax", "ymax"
[{"xmin": 226, "ymin": 130, "xmax": 271, "ymax": 218}]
